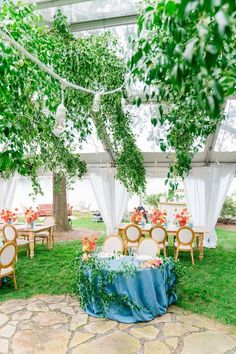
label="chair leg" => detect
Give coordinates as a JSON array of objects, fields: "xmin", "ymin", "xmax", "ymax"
[
  {"xmin": 13, "ymin": 272, "xmax": 17, "ymax": 289},
  {"xmin": 191, "ymin": 249, "xmax": 195, "ymax": 266},
  {"xmin": 163, "ymin": 246, "xmax": 167, "ymax": 257},
  {"xmin": 175, "ymin": 248, "xmax": 179, "ymax": 261}
]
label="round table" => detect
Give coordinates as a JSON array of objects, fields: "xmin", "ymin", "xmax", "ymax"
[{"xmin": 79, "ymin": 256, "xmax": 177, "ymax": 323}]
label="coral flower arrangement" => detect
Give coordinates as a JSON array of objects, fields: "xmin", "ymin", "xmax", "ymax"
[
  {"xmin": 0, "ymin": 209, "xmax": 18, "ymax": 223},
  {"xmin": 130, "ymin": 208, "xmax": 143, "ymax": 224},
  {"xmin": 24, "ymin": 207, "xmax": 39, "ymax": 224},
  {"xmin": 149, "ymin": 209, "xmax": 167, "ymax": 225},
  {"xmin": 175, "ymin": 208, "xmax": 191, "ymax": 227},
  {"xmin": 82, "ymin": 235, "xmax": 98, "ymax": 253},
  {"xmin": 141, "ymin": 257, "xmax": 163, "ymax": 269}
]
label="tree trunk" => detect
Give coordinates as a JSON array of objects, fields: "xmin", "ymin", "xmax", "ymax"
[{"xmin": 53, "ymin": 173, "xmax": 71, "ymax": 232}]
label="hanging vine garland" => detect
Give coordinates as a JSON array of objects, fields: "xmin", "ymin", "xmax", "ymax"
[
  {"xmin": 0, "ymin": 2, "xmax": 146, "ymax": 194},
  {"xmin": 130, "ymin": 0, "xmax": 236, "ymax": 192}
]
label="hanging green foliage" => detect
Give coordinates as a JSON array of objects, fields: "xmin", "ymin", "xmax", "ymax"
[
  {"xmin": 130, "ymin": 0, "xmax": 236, "ymax": 187},
  {"xmin": 0, "ymin": 1, "xmax": 146, "ymax": 194}
]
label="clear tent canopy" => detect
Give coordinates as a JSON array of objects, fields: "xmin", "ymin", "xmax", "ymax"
[{"xmin": 1, "ymin": 0, "xmax": 236, "ymax": 174}]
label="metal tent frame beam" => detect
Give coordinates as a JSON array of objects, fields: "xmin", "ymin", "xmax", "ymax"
[
  {"xmin": 36, "ymin": 0, "xmax": 92, "ymax": 10},
  {"xmin": 70, "ymin": 14, "xmax": 138, "ymax": 32}
]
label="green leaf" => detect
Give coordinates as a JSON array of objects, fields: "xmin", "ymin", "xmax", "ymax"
[{"xmin": 165, "ymin": 1, "xmax": 177, "ymax": 16}]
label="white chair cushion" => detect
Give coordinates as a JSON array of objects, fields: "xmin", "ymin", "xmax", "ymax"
[
  {"xmin": 4, "ymin": 226, "xmax": 16, "ymax": 241},
  {"xmin": 0, "ymin": 244, "xmax": 16, "ymax": 266},
  {"xmin": 138, "ymin": 239, "xmax": 159, "ymax": 257},
  {"xmin": 17, "ymin": 239, "xmax": 29, "ymax": 246},
  {"xmin": 0, "ymin": 266, "xmax": 13, "ymax": 276},
  {"xmin": 126, "ymin": 226, "xmax": 140, "ymax": 241},
  {"xmin": 151, "ymin": 228, "xmax": 166, "ymax": 243},
  {"xmin": 178, "ymin": 228, "xmax": 194, "ymax": 243},
  {"xmin": 103, "ymin": 236, "xmax": 123, "ymax": 253},
  {"xmin": 174, "ymin": 242, "xmax": 194, "ymax": 250},
  {"xmin": 35, "ymin": 233, "xmax": 49, "ymax": 237}
]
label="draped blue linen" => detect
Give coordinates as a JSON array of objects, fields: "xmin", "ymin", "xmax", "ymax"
[{"xmin": 83, "ymin": 256, "xmax": 177, "ymax": 323}]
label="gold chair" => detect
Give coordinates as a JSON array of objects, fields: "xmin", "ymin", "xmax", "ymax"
[
  {"xmin": 0, "ymin": 242, "xmax": 17, "ymax": 289},
  {"xmin": 35, "ymin": 216, "xmax": 55, "ymax": 247},
  {"xmin": 2, "ymin": 224, "xmax": 29, "ymax": 258},
  {"xmin": 174, "ymin": 226, "xmax": 195, "ymax": 265},
  {"xmin": 102, "ymin": 236, "xmax": 124, "ymax": 254},
  {"xmin": 149, "ymin": 225, "xmax": 168, "ymax": 256},
  {"xmin": 124, "ymin": 224, "xmax": 142, "ymax": 254},
  {"xmin": 137, "ymin": 238, "xmax": 160, "ymax": 258}
]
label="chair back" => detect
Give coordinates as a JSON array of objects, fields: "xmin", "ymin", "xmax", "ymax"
[
  {"xmin": 103, "ymin": 236, "xmax": 124, "ymax": 254},
  {"xmin": 176, "ymin": 227, "xmax": 195, "ymax": 245},
  {"xmin": 2, "ymin": 224, "xmax": 17, "ymax": 243},
  {"xmin": 138, "ymin": 238, "xmax": 160, "ymax": 257},
  {"xmin": 0, "ymin": 242, "xmax": 17, "ymax": 270},
  {"xmin": 150, "ymin": 225, "xmax": 167, "ymax": 244},
  {"xmin": 43, "ymin": 216, "xmax": 55, "ymax": 225},
  {"xmin": 124, "ymin": 224, "xmax": 142, "ymax": 243}
]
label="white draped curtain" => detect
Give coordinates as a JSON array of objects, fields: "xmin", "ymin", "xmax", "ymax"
[
  {"xmin": 89, "ymin": 168, "xmax": 130, "ymax": 236},
  {"xmin": 0, "ymin": 176, "xmax": 17, "ymax": 210},
  {"xmin": 184, "ymin": 165, "xmax": 235, "ymax": 248}
]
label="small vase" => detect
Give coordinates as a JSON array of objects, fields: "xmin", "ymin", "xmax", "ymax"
[{"xmin": 30, "ymin": 221, "xmax": 35, "ymax": 229}]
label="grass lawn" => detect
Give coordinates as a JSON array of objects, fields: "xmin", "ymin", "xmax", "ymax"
[
  {"xmin": 0, "ymin": 227, "xmax": 235, "ymax": 326},
  {"xmin": 72, "ymin": 213, "xmax": 106, "ymax": 232}
]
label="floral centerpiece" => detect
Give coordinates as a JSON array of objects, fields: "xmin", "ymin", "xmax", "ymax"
[
  {"xmin": 175, "ymin": 208, "xmax": 191, "ymax": 227},
  {"xmin": 81, "ymin": 235, "xmax": 98, "ymax": 261},
  {"xmin": 141, "ymin": 257, "xmax": 163, "ymax": 269},
  {"xmin": 149, "ymin": 209, "xmax": 167, "ymax": 225},
  {"xmin": 0, "ymin": 209, "xmax": 18, "ymax": 223},
  {"xmin": 24, "ymin": 207, "xmax": 39, "ymax": 228},
  {"xmin": 130, "ymin": 208, "xmax": 143, "ymax": 224}
]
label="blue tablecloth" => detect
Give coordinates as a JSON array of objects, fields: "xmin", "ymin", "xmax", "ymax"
[{"xmin": 81, "ymin": 256, "xmax": 177, "ymax": 323}]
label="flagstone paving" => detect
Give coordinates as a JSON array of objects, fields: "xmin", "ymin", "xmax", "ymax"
[{"xmin": 0, "ymin": 295, "xmax": 235, "ymax": 354}]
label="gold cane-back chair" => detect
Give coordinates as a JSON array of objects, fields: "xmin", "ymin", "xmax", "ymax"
[
  {"xmin": 149, "ymin": 225, "xmax": 168, "ymax": 256},
  {"xmin": 35, "ymin": 216, "xmax": 55, "ymax": 247},
  {"xmin": 124, "ymin": 224, "xmax": 142, "ymax": 254},
  {"xmin": 137, "ymin": 238, "xmax": 160, "ymax": 258},
  {"xmin": 0, "ymin": 242, "xmax": 17, "ymax": 289},
  {"xmin": 3, "ymin": 224, "xmax": 29, "ymax": 258},
  {"xmin": 175, "ymin": 226, "xmax": 195, "ymax": 265},
  {"xmin": 102, "ymin": 236, "xmax": 124, "ymax": 254}
]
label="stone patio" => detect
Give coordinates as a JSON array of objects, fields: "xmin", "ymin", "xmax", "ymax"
[{"xmin": 0, "ymin": 295, "xmax": 235, "ymax": 354}]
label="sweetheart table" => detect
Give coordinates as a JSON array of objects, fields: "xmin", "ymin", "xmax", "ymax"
[{"xmin": 80, "ymin": 256, "xmax": 177, "ymax": 323}]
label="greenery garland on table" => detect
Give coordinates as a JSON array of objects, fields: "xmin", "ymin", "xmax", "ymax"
[
  {"xmin": 130, "ymin": 0, "xmax": 236, "ymax": 193},
  {"xmin": 0, "ymin": 1, "xmax": 145, "ymax": 194},
  {"xmin": 75, "ymin": 250, "xmax": 179, "ymax": 317}
]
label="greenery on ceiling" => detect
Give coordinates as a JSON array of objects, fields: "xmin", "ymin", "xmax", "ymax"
[
  {"xmin": 130, "ymin": 0, "xmax": 236, "ymax": 190},
  {"xmin": 0, "ymin": 1, "xmax": 145, "ymax": 194}
]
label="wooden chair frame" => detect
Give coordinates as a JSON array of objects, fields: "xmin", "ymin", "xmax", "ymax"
[
  {"xmin": 124, "ymin": 224, "xmax": 142, "ymax": 254},
  {"xmin": 0, "ymin": 242, "xmax": 17, "ymax": 289},
  {"xmin": 35, "ymin": 216, "xmax": 56, "ymax": 247},
  {"xmin": 102, "ymin": 236, "xmax": 124, "ymax": 254},
  {"xmin": 3, "ymin": 224, "xmax": 29, "ymax": 259},
  {"xmin": 149, "ymin": 225, "xmax": 168, "ymax": 256},
  {"xmin": 175, "ymin": 226, "xmax": 195, "ymax": 265}
]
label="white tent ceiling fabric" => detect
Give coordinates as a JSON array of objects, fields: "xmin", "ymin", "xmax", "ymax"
[
  {"xmin": 184, "ymin": 164, "xmax": 236, "ymax": 248},
  {"xmin": 89, "ymin": 167, "xmax": 130, "ymax": 236}
]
